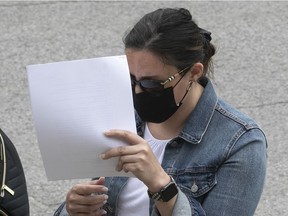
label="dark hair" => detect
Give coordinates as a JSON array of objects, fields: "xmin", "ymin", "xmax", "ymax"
[{"xmin": 123, "ymin": 8, "xmax": 216, "ymax": 77}]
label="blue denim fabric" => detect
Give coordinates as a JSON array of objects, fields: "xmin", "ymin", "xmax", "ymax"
[{"xmin": 54, "ymin": 78, "xmax": 267, "ymax": 216}]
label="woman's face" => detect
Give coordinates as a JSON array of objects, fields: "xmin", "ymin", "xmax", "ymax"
[{"xmin": 125, "ymin": 48, "xmax": 190, "ymax": 103}]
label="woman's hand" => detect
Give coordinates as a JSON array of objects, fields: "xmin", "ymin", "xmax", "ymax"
[
  {"xmin": 66, "ymin": 177, "xmax": 108, "ymax": 216},
  {"xmin": 100, "ymin": 129, "xmax": 170, "ymax": 192}
]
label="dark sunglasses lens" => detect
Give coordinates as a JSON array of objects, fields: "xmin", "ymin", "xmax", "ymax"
[
  {"xmin": 140, "ymin": 80, "xmax": 163, "ymax": 93},
  {"xmin": 130, "ymin": 76, "xmax": 164, "ymax": 93}
]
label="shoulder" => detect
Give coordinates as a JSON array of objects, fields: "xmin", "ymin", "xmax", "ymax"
[
  {"xmin": 215, "ymin": 99, "xmax": 260, "ymax": 130},
  {"xmin": 212, "ymin": 99, "xmax": 267, "ymax": 155},
  {"xmin": 214, "ymin": 99, "xmax": 267, "ymax": 144}
]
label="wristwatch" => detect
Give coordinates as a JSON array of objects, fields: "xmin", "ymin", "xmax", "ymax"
[{"xmin": 147, "ymin": 176, "xmax": 178, "ymax": 202}]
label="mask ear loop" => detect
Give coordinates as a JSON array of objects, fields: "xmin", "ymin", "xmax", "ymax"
[
  {"xmin": 176, "ymin": 80, "xmax": 193, "ymax": 106},
  {"xmin": 171, "ymin": 66, "xmax": 191, "ymax": 89}
]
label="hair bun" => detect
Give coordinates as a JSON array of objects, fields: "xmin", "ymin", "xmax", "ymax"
[{"xmin": 178, "ymin": 8, "xmax": 192, "ymax": 21}]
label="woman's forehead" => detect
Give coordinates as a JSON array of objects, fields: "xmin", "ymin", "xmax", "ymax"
[
  {"xmin": 125, "ymin": 49, "xmax": 162, "ymax": 66},
  {"xmin": 125, "ymin": 49, "xmax": 174, "ymax": 77}
]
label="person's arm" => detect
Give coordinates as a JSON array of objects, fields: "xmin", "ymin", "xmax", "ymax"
[
  {"xmin": 147, "ymin": 174, "xmax": 178, "ymax": 216},
  {"xmin": 202, "ymin": 129, "xmax": 267, "ymax": 216}
]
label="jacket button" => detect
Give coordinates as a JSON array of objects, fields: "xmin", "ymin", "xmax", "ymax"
[{"xmin": 191, "ymin": 183, "xmax": 198, "ymax": 193}]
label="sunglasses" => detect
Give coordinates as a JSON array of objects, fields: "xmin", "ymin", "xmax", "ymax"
[{"xmin": 130, "ymin": 66, "xmax": 190, "ymax": 94}]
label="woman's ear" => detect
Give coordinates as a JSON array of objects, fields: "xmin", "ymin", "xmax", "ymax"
[{"xmin": 189, "ymin": 63, "xmax": 204, "ymax": 81}]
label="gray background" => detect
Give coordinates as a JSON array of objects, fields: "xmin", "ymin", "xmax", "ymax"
[{"xmin": 0, "ymin": 1, "xmax": 287, "ymax": 215}]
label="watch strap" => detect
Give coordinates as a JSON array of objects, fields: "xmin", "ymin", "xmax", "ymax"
[{"xmin": 147, "ymin": 175, "xmax": 178, "ymax": 202}]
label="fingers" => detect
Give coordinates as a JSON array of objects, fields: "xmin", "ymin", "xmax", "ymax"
[
  {"xmin": 115, "ymin": 153, "xmax": 145, "ymax": 172},
  {"xmin": 69, "ymin": 189, "xmax": 108, "ymax": 205},
  {"xmin": 71, "ymin": 183, "xmax": 108, "ymax": 196},
  {"xmin": 101, "ymin": 145, "xmax": 141, "ymax": 160},
  {"xmin": 67, "ymin": 206, "xmax": 107, "ymax": 216},
  {"xmin": 66, "ymin": 193, "xmax": 108, "ymax": 216},
  {"xmin": 67, "ymin": 195, "xmax": 107, "ymax": 212},
  {"xmin": 101, "ymin": 129, "xmax": 163, "ymax": 183},
  {"xmin": 101, "ymin": 130, "xmax": 149, "ymax": 160},
  {"xmin": 66, "ymin": 180, "xmax": 109, "ymax": 216},
  {"xmin": 104, "ymin": 129, "xmax": 141, "ymax": 145}
]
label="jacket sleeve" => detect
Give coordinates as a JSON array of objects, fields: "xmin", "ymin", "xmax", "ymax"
[
  {"xmin": 54, "ymin": 202, "xmax": 69, "ymax": 216},
  {"xmin": 201, "ymin": 129, "xmax": 267, "ymax": 215},
  {"xmin": 151, "ymin": 188, "xmax": 206, "ymax": 216}
]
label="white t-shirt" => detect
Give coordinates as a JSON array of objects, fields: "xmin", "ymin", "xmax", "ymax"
[{"xmin": 117, "ymin": 124, "xmax": 171, "ymax": 216}]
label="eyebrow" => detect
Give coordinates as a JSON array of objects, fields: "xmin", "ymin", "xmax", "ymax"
[{"xmin": 130, "ymin": 73, "xmax": 163, "ymax": 81}]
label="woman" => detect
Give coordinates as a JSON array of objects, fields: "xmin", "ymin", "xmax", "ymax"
[{"xmin": 55, "ymin": 8, "xmax": 267, "ymax": 216}]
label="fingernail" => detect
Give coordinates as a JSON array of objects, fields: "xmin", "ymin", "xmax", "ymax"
[
  {"xmin": 101, "ymin": 187, "xmax": 108, "ymax": 192},
  {"xmin": 100, "ymin": 209, "xmax": 107, "ymax": 215},
  {"xmin": 103, "ymin": 194, "xmax": 109, "ymax": 200},
  {"xmin": 99, "ymin": 154, "xmax": 105, "ymax": 159},
  {"xmin": 103, "ymin": 130, "xmax": 111, "ymax": 135}
]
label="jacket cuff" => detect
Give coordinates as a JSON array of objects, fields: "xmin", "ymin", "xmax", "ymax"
[
  {"xmin": 171, "ymin": 190, "xmax": 192, "ymax": 215},
  {"xmin": 54, "ymin": 202, "xmax": 69, "ymax": 216}
]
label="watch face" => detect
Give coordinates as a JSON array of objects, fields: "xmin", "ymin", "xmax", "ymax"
[{"xmin": 161, "ymin": 182, "xmax": 178, "ymax": 202}]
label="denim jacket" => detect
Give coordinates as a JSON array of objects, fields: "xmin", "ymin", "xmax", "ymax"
[{"xmin": 54, "ymin": 78, "xmax": 267, "ymax": 216}]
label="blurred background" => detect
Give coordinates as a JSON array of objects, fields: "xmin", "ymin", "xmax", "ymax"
[{"xmin": 0, "ymin": 1, "xmax": 287, "ymax": 215}]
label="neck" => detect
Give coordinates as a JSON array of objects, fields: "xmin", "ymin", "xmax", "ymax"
[{"xmin": 147, "ymin": 82, "xmax": 204, "ymax": 140}]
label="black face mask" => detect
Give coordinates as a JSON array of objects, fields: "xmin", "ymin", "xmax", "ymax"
[{"xmin": 133, "ymin": 84, "xmax": 191, "ymax": 123}]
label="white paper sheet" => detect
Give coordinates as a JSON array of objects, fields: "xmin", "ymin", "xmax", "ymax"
[{"xmin": 27, "ymin": 55, "xmax": 136, "ymax": 180}]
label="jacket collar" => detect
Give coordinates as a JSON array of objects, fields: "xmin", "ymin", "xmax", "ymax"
[
  {"xmin": 179, "ymin": 78, "xmax": 218, "ymax": 144},
  {"xmin": 136, "ymin": 78, "xmax": 218, "ymax": 145}
]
